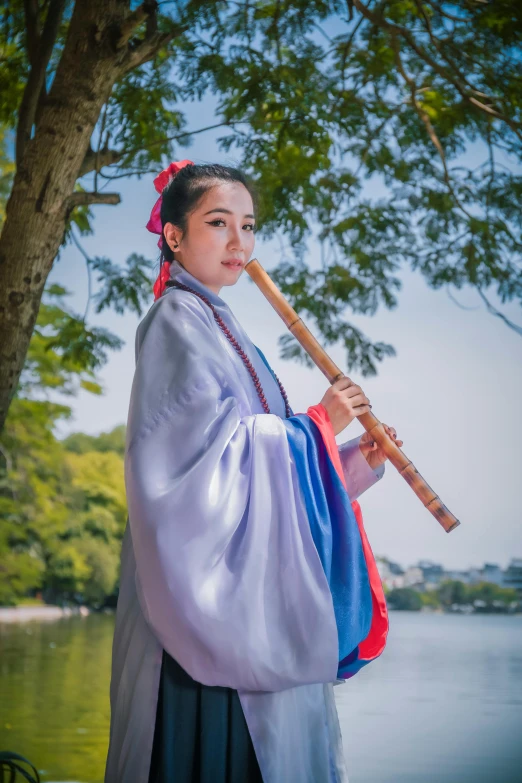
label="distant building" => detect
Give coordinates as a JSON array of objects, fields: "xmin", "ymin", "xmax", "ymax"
[
  {"xmin": 443, "ymin": 569, "xmax": 472, "ymax": 584},
  {"xmin": 375, "ymin": 557, "xmax": 522, "ymax": 596},
  {"xmin": 417, "ymin": 560, "xmax": 445, "ymax": 591},
  {"xmin": 504, "ymin": 559, "xmax": 522, "ymax": 596},
  {"xmin": 467, "ymin": 567, "xmax": 484, "ymax": 585},
  {"xmin": 376, "ymin": 557, "xmax": 405, "ymax": 590},
  {"xmin": 403, "ymin": 566, "xmax": 424, "ymax": 589},
  {"xmin": 479, "ymin": 563, "xmax": 505, "ymax": 587}
]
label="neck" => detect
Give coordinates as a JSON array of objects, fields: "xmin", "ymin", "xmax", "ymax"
[{"xmin": 168, "ymin": 261, "xmax": 226, "ymax": 306}]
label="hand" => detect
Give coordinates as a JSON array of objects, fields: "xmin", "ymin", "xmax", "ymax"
[
  {"xmin": 319, "ymin": 377, "xmax": 372, "ymax": 436},
  {"xmin": 359, "ymin": 424, "xmax": 403, "ymax": 470}
]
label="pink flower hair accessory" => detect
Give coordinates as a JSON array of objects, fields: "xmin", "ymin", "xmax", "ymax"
[{"xmin": 147, "ymin": 159, "xmax": 194, "ymax": 300}]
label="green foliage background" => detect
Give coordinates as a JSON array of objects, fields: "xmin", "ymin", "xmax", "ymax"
[
  {"xmin": 387, "ymin": 580, "xmax": 520, "ymax": 611},
  {"xmin": 0, "ymin": 284, "xmax": 127, "ymax": 606},
  {"xmin": 2, "ymin": 0, "xmax": 522, "ymax": 386},
  {"xmin": 1, "ymin": 1, "xmax": 521, "ymax": 606}
]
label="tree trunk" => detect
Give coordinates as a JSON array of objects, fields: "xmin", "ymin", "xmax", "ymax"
[{"xmin": 0, "ymin": 1, "xmax": 131, "ymax": 433}]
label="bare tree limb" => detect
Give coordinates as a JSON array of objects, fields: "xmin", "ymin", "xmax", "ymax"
[
  {"xmin": 70, "ymin": 230, "xmax": 94, "ymax": 322},
  {"xmin": 477, "ymin": 288, "xmax": 522, "ymax": 336},
  {"xmin": 16, "ymin": 0, "xmax": 67, "ymax": 167},
  {"xmin": 445, "ymin": 286, "xmax": 481, "ymax": 311},
  {"xmin": 96, "ymin": 168, "xmax": 159, "ymax": 181},
  {"xmin": 67, "ymin": 192, "xmax": 121, "ymax": 208}
]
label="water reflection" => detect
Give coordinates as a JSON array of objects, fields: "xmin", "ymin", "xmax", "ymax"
[
  {"xmin": 0, "ymin": 614, "xmax": 113, "ymax": 783},
  {"xmin": 0, "ymin": 612, "xmax": 521, "ymax": 782}
]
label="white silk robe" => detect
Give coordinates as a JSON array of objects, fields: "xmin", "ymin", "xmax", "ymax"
[{"xmin": 104, "ymin": 262, "xmax": 385, "ymax": 782}]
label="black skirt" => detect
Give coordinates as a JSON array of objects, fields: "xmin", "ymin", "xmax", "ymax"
[{"xmin": 148, "ymin": 649, "xmax": 264, "ymax": 783}]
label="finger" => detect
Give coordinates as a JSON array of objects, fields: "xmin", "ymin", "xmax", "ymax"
[
  {"xmin": 341, "ymin": 383, "xmax": 362, "ymax": 398},
  {"xmin": 333, "ymin": 376, "xmax": 354, "ymax": 390},
  {"xmin": 347, "ymin": 391, "xmax": 370, "ymax": 405},
  {"xmin": 349, "ymin": 393, "xmax": 370, "ymax": 409},
  {"xmin": 354, "ymin": 404, "xmax": 371, "ymax": 418},
  {"xmin": 359, "ymin": 436, "xmax": 376, "ymax": 455}
]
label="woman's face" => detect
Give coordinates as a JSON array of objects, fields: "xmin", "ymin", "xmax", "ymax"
[{"xmin": 163, "ymin": 181, "xmax": 256, "ymax": 295}]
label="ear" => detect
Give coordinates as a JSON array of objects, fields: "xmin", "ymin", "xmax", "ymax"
[{"xmin": 163, "ymin": 222, "xmax": 182, "ymax": 251}]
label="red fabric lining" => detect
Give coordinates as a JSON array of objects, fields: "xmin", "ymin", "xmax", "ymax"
[{"xmin": 305, "ymin": 404, "xmax": 388, "ymax": 660}]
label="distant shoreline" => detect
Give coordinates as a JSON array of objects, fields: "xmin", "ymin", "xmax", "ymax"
[
  {"xmin": 1, "ymin": 604, "xmax": 519, "ymax": 623},
  {"xmin": 0, "ymin": 605, "xmax": 94, "ymax": 622}
]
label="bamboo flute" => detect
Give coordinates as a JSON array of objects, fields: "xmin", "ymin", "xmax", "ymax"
[{"xmin": 245, "ymin": 258, "xmax": 460, "ymax": 534}]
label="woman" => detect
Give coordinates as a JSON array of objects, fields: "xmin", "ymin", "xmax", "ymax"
[{"xmin": 104, "ymin": 160, "xmax": 402, "ymax": 783}]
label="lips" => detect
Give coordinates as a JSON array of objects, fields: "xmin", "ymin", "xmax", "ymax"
[{"xmin": 222, "ymin": 259, "xmax": 244, "ymax": 268}]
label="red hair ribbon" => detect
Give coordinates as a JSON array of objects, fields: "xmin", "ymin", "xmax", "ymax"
[{"xmin": 146, "ymin": 159, "xmax": 194, "ymax": 300}]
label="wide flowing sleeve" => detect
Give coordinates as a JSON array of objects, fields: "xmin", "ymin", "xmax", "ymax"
[
  {"xmin": 338, "ymin": 435, "xmax": 385, "ymax": 500},
  {"xmin": 125, "ymin": 291, "xmax": 386, "ymax": 693},
  {"xmin": 298, "ymin": 405, "xmax": 389, "ymax": 679}
]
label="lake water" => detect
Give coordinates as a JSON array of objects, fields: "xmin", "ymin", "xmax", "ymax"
[{"xmin": 1, "ymin": 611, "xmax": 521, "ymax": 782}]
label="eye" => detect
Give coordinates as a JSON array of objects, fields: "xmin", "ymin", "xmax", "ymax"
[{"xmin": 207, "ymin": 219, "xmax": 256, "ymax": 232}]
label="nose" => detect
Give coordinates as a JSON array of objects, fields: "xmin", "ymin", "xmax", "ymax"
[{"xmin": 227, "ymin": 223, "xmax": 244, "ymax": 252}]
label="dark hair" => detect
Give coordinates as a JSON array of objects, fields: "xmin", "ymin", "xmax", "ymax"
[{"xmin": 159, "ymin": 163, "xmax": 258, "ymax": 262}]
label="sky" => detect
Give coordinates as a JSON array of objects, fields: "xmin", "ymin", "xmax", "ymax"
[{"xmin": 46, "ymin": 99, "xmax": 521, "ymax": 575}]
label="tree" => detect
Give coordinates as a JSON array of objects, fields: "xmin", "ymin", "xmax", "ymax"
[
  {"xmin": 467, "ymin": 580, "xmax": 519, "ymax": 611},
  {"xmin": 0, "ymin": 284, "xmax": 126, "ymax": 605},
  {"xmin": 62, "ymin": 424, "xmax": 126, "ymax": 455},
  {"xmin": 44, "ymin": 448, "xmax": 126, "ymax": 606},
  {"xmin": 437, "ymin": 578, "xmax": 467, "ymax": 607},
  {"xmin": 436, "ymin": 578, "xmax": 520, "ymax": 611},
  {"xmin": 1, "ymin": 0, "xmax": 521, "ymax": 432},
  {"xmin": 387, "ymin": 586, "xmax": 423, "ymax": 610}
]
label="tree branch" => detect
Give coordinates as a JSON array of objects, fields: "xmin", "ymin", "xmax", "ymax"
[
  {"xmin": 426, "ymin": 1, "xmax": 469, "ymax": 25},
  {"xmin": 119, "ymin": 28, "xmax": 185, "ymax": 75},
  {"xmin": 414, "ymin": 0, "xmax": 511, "ymax": 122},
  {"xmin": 67, "ymin": 192, "xmax": 121, "ymax": 208},
  {"xmin": 352, "ymin": 0, "xmax": 522, "ymax": 138},
  {"xmin": 70, "ymin": 230, "xmax": 94, "ymax": 322},
  {"xmin": 336, "ymin": 12, "xmax": 365, "ymax": 97},
  {"xmin": 79, "ymin": 145, "xmax": 124, "ymax": 177},
  {"xmin": 23, "ymin": 0, "xmax": 41, "ymax": 68},
  {"xmin": 114, "ymin": 0, "xmax": 188, "ymax": 77},
  {"xmin": 94, "ymin": 103, "xmax": 109, "ymax": 192},
  {"xmin": 115, "ymin": 0, "xmax": 159, "ymax": 49},
  {"xmin": 16, "ymin": 0, "xmax": 67, "ymax": 167},
  {"xmin": 79, "ymin": 120, "xmax": 254, "ymax": 177},
  {"xmin": 445, "ymin": 286, "xmax": 480, "ymax": 311},
  {"xmin": 392, "ymin": 39, "xmax": 473, "ymax": 221},
  {"xmin": 477, "ymin": 288, "xmax": 522, "ymax": 336}
]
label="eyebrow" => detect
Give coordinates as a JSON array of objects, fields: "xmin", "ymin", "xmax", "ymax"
[{"xmin": 203, "ymin": 208, "xmax": 255, "ymax": 219}]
